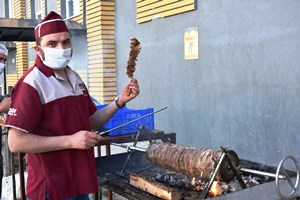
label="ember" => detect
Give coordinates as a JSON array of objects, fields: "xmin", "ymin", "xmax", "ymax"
[
  {"xmin": 210, "ymin": 181, "xmax": 222, "ymax": 196},
  {"xmin": 152, "ymin": 170, "xmax": 262, "ymax": 198}
]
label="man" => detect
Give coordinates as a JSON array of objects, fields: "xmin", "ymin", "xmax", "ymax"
[
  {"xmin": 0, "ymin": 43, "xmax": 10, "ymax": 199},
  {"xmin": 5, "ymin": 11, "xmax": 140, "ymax": 200},
  {"xmin": 0, "ymin": 44, "xmax": 10, "ymax": 112}
]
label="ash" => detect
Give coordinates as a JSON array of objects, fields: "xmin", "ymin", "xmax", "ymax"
[
  {"xmin": 154, "ymin": 171, "xmax": 262, "ymax": 194},
  {"xmin": 155, "ymin": 171, "xmax": 203, "ymax": 190}
]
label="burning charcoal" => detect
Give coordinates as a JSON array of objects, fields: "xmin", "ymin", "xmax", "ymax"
[
  {"xmin": 169, "ymin": 176, "xmax": 177, "ymax": 186},
  {"xmin": 228, "ymin": 179, "xmax": 243, "ymax": 192},
  {"xmin": 164, "ymin": 174, "xmax": 170, "ymax": 183},
  {"xmin": 166, "ymin": 171, "xmax": 177, "ymax": 176},
  {"xmin": 262, "ymin": 175, "xmax": 270, "ymax": 182},
  {"xmin": 155, "ymin": 173, "xmax": 164, "ymax": 181},
  {"xmin": 219, "ymin": 182, "xmax": 230, "ymax": 193},
  {"xmin": 209, "ymin": 181, "xmax": 224, "ymax": 197},
  {"xmin": 179, "ymin": 176, "xmax": 191, "ymax": 189},
  {"xmin": 244, "ymin": 175, "xmax": 260, "ymax": 187},
  {"xmin": 163, "ymin": 175, "xmax": 169, "ymax": 183}
]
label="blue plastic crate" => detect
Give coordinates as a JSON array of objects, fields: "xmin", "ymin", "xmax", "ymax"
[{"xmin": 97, "ymin": 104, "xmax": 155, "ymax": 136}]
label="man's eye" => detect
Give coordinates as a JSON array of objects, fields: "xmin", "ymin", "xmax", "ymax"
[
  {"xmin": 63, "ymin": 40, "xmax": 71, "ymax": 45},
  {"xmin": 48, "ymin": 42, "xmax": 56, "ymax": 47}
]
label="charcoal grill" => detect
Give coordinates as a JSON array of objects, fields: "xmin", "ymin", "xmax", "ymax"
[{"xmin": 96, "ymin": 129, "xmax": 300, "ymax": 200}]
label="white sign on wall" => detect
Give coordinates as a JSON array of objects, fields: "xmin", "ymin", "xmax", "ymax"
[{"xmin": 184, "ymin": 27, "xmax": 199, "ymax": 60}]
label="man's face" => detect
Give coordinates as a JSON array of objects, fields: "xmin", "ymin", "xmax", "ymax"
[
  {"xmin": 0, "ymin": 54, "xmax": 6, "ymax": 64},
  {"xmin": 34, "ymin": 31, "xmax": 72, "ymax": 60}
]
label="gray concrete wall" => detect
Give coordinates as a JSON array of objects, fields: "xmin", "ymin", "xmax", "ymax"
[{"xmin": 115, "ymin": 0, "xmax": 300, "ymax": 166}]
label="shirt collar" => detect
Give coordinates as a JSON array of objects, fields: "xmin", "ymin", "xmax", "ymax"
[{"xmin": 35, "ymin": 55, "xmax": 55, "ymax": 77}]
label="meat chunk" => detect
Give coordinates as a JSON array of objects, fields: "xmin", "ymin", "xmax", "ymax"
[{"xmin": 126, "ymin": 37, "xmax": 141, "ymax": 78}]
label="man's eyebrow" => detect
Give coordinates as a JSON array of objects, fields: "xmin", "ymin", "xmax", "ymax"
[
  {"xmin": 46, "ymin": 40, "xmax": 57, "ymax": 45},
  {"xmin": 46, "ymin": 39, "xmax": 71, "ymax": 44},
  {"xmin": 63, "ymin": 38, "xmax": 71, "ymax": 42}
]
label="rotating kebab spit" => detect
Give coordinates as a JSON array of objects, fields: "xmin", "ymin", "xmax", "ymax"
[
  {"xmin": 111, "ymin": 142, "xmax": 243, "ymax": 199},
  {"xmin": 109, "ymin": 140, "xmax": 300, "ymax": 200}
]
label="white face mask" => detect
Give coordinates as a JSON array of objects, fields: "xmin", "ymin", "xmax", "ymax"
[
  {"xmin": 40, "ymin": 47, "xmax": 72, "ymax": 70},
  {"xmin": 0, "ymin": 63, "xmax": 5, "ymax": 75}
]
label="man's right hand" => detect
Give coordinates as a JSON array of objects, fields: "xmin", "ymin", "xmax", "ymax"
[
  {"xmin": 0, "ymin": 96, "xmax": 11, "ymax": 113},
  {"xmin": 70, "ymin": 131, "xmax": 102, "ymax": 149}
]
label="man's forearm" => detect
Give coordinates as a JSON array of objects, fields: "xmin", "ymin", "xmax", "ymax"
[
  {"xmin": 90, "ymin": 101, "xmax": 119, "ymax": 131},
  {"xmin": 8, "ymin": 128, "xmax": 72, "ymax": 153}
]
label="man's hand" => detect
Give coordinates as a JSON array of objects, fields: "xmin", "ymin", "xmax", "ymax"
[
  {"xmin": 118, "ymin": 78, "xmax": 140, "ymax": 106},
  {"xmin": 0, "ymin": 96, "xmax": 11, "ymax": 113},
  {"xmin": 71, "ymin": 131, "xmax": 102, "ymax": 149},
  {"xmin": 90, "ymin": 78, "xmax": 140, "ymax": 131}
]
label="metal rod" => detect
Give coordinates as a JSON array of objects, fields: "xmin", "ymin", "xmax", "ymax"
[
  {"xmin": 99, "ymin": 107, "xmax": 168, "ymax": 136},
  {"xmin": 199, "ymin": 152, "xmax": 227, "ymax": 200},
  {"xmin": 222, "ymin": 147, "xmax": 246, "ymax": 189},
  {"xmin": 110, "ymin": 143, "xmax": 147, "ymax": 153},
  {"xmin": 11, "ymin": 152, "xmax": 16, "ymax": 200},
  {"xmin": 18, "ymin": 153, "xmax": 26, "ymax": 200},
  {"xmin": 120, "ymin": 131, "xmax": 142, "ymax": 174},
  {"xmin": 240, "ymin": 168, "xmax": 286, "ymax": 179}
]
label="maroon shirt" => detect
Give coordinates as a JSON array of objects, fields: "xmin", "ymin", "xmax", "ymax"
[{"xmin": 5, "ymin": 56, "xmax": 98, "ymax": 200}]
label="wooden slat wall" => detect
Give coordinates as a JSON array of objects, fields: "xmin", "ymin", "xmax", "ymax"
[
  {"xmin": 137, "ymin": 0, "xmax": 196, "ymax": 23},
  {"xmin": 13, "ymin": 0, "xmax": 28, "ymax": 92},
  {"xmin": 27, "ymin": 0, "xmax": 32, "ymax": 18},
  {"xmin": 86, "ymin": 0, "xmax": 116, "ymax": 104},
  {"xmin": 57, "ymin": 0, "xmax": 62, "ymax": 14},
  {"xmin": 15, "ymin": 42, "xmax": 28, "ymax": 79},
  {"xmin": 2, "ymin": 1, "xmax": 5, "ymax": 16},
  {"xmin": 42, "ymin": 0, "xmax": 47, "ymax": 17}
]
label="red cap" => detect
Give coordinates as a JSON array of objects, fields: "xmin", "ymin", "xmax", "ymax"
[{"xmin": 34, "ymin": 11, "xmax": 69, "ymax": 39}]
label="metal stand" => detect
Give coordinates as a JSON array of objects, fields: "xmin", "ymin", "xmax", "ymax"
[
  {"xmin": 275, "ymin": 156, "xmax": 300, "ymax": 200},
  {"xmin": 98, "ymin": 125, "xmax": 153, "ymax": 184},
  {"xmin": 199, "ymin": 146, "xmax": 246, "ymax": 200},
  {"xmin": 97, "ymin": 125, "xmax": 156, "ymax": 200},
  {"xmin": 120, "ymin": 128, "xmax": 140, "ymax": 174}
]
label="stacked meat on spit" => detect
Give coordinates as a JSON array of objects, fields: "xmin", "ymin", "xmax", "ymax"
[
  {"xmin": 146, "ymin": 143, "xmax": 239, "ymax": 182},
  {"xmin": 126, "ymin": 37, "xmax": 141, "ymax": 78}
]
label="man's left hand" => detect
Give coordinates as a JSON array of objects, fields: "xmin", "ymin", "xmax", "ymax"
[{"xmin": 118, "ymin": 78, "xmax": 140, "ymax": 106}]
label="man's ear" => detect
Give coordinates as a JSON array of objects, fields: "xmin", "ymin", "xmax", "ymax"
[
  {"xmin": 34, "ymin": 45, "xmax": 40, "ymax": 54},
  {"xmin": 34, "ymin": 45, "xmax": 43, "ymax": 59}
]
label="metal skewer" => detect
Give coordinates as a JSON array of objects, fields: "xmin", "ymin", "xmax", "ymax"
[
  {"xmin": 240, "ymin": 168, "xmax": 286, "ymax": 179},
  {"xmin": 98, "ymin": 107, "xmax": 167, "ymax": 136},
  {"xmin": 111, "ymin": 142, "xmax": 147, "ymax": 153}
]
